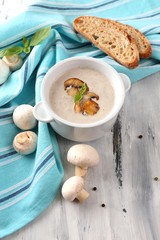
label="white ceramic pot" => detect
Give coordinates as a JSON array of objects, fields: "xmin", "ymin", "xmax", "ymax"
[{"xmin": 33, "ymin": 57, "xmax": 131, "ymax": 142}]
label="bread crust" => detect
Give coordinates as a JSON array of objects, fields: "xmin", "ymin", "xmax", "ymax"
[
  {"xmin": 112, "ymin": 21, "xmax": 152, "ymax": 58},
  {"xmin": 73, "ymin": 16, "xmax": 139, "ymax": 69}
]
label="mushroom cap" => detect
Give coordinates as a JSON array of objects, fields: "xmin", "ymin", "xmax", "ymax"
[
  {"xmin": 67, "ymin": 144, "xmax": 99, "ymax": 168},
  {"xmin": 13, "ymin": 104, "xmax": 37, "ymax": 130},
  {"xmin": 13, "ymin": 131, "xmax": 37, "ymax": 155},
  {"xmin": 3, "ymin": 54, "xmax": 23, "ymax": 71},
  {"xmin": 0, "ymin": 59, "xmax": 10, "ymax": 85},
  {"xmin": 61, "ymin": 176, "xmax": 84, "ymax": 201}
]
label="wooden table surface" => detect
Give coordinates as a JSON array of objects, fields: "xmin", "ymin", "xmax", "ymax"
[{"xmin": 1, "ymin": 1, "xmax": 160, "ymax": 240}]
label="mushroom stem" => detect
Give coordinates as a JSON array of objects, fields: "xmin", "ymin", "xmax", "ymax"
[
  {"xmin": 75, "ymin": 166, "xmax": 88, "ymax": 177},
  {"xmin": 76, "ymin": 188, "xmax": 89, "ymax": 202},
  {"xmin": 67, "ymin": 144, "xmax": 100, "ymax": 176}
]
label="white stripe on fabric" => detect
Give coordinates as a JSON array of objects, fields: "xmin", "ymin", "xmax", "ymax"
[
  {"xmin": 54, "ymin": 23, "xmax": 73, "ymax": 32},
  {"xmin": 152, "ymin": 47, "xmax": 160, "ymax": 52},
  {"xmin": 0, "ymin": 145, "xmax": 13, "ymax": 153},
  {"xmin": 0, "ymin": 116, "xmax": 12, "ymax": 123},
  {"xmin": 0, "ymin": 99, "xmax": 34, "ymax": 115},
  {"xmin": 56, "ymin": 45, "xmax": 89, "ymax": 54},
  {"xmin": 118, "ymin": 18, "xmax": 160, "ymax": 26},
  {"xmin": 0, "ymin": 176, "xmax": 32, "ymax": 196},
  {"xmin": 150, "ymin": 40, "xmax": 160, "ymax": 43},
  {"xmin": 18, "ymin": 67, "xmax": 26, "ymax": 90},
  {"xmin": 36, "ymin": 145, "xmax": 52, "ymax": 161},
  {"xmin": 118, "ymin": 7, "xmax": 160, "ymax": 21},
  {"xmin": 0, "ymin": 72, "xmax": 23, "ymax": 107},
  {"xmin": 29, "ymin": 0, "xmax": 110, "ymax": 7},
  {"xmin": 0, "ymin": 155, "xmax": 22, "ymax": 167},
  {"xmin": 0, "ymin": 160, "xmax": 55, "ymax": 211},
  {"xmin": 36, "ymin": 67, "xmax": 49, "ymax": 83},
  {"xmin": 141, "ymin": 24, "xmax": 160, "ymax": 31},
  {"xmin": 37, "ymin": 67, "xmax": 49, "ymax": 76},
  {"xmin": 0, "ymin": 145, "xmax": 53, "ymax": 196},
  {"xmin": 0, "ymin": 106, "xmax": 15, "ymax": 113},
  {"xmin": 139, "ymin": 60, "xmax": 156, "ymax": 67},
  {"xmin": 59, "ymin": 26, "xmax": 75, "ymax": 35},
  {"xmin": 28, "ymin": 0, "xmax": 132, "ymax": 15},
  {"xmin": 24, "ymin": 48, "xmax": 40, "ymax": 81},
  {"xmin": 0, "ymin": 21, "xmax": 52, "ymax": 47},
  {"xmin": 56, "ymin": 41, "xmax": 87, "ymax": 48},
  {"xmin": 0, "ymin": 120, "xmax": 13, "ymax": 125}
]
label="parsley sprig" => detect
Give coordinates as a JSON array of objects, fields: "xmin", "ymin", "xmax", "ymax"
[
  {"xmin": 0, "ymin": 26, "xmax": 51, "ymax": 57},
  {"xmin": 74, "ymin": 83, "xmax": 87, "ymax": 103}
]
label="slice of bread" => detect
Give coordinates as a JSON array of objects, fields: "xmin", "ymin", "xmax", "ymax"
[
  {"xmin": 113, "ymin": 21, "xmax": 152, "ymax": 58},
  {"xmin": 73, "ymin": 16, "xmax": 139, "ymax": 69}
]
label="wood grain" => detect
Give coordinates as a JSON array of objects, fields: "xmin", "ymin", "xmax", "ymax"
[
  {"xmin": 3, "ymin": 72, "xmax": 160, "ymax": 240},
  {"xmin": 1, "ymin": 1, "xmax": 160, "ymax": 239}
]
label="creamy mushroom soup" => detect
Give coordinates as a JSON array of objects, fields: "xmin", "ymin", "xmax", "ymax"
[{"xmin": 49, "ymin": 68, "xmax": 115, "ymax": 124}]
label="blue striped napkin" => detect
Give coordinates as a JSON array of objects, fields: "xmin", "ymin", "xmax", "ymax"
[{"xmin": 0, "ymin": 0, "xmax": 160, "ymax": 237}]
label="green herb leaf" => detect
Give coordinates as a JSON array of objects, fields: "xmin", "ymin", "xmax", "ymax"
[
  {"xmin": 0, "ymin": 27, "xmax": 51, "ymax": 58},
  {"xmin": 22, "ymin": 37, "xmax": 31, "ymax": 54},
  {"xmin": 24, "ymin": 46, "xmax": 31, "ymax": 54},
  {"xmin": 0, "ymin": 46, "xmax": 24, "ymax": 57},
  {"xmin": 81, "ymin": 83, "xmax": 87, "ymax": 95},
  {"xmin": 30, "ymin": 26, "xmax": 51, "ymax": 46},
  {"xmin": 22, "ymin": 37, "xmax": 30, "ymax": 48},
  {"xmin": 74, "ymin": 83, "xmax": 87, "ymax": 103},
  {"xmin": 74, "ymin": 92, "xmax": 82, "ymax": 103}
]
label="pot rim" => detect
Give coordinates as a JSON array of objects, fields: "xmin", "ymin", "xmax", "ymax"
[{"xmin": 41, "ymin": 56, "xmax": 125, "ymax": 128}]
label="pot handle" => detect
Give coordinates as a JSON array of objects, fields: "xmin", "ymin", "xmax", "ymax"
[
  {"xmin": 119, "ymin": 73, "xmax": 131, "ymax": 93},
  {"xmin": 33, "ymin": 101, "xmax": 53, "ymax": 123}
]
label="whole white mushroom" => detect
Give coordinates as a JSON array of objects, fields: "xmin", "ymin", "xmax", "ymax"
[
  {"xmin": 67, "ymin": 144, "xmax": 100, "ymax": 177},
  {"xmin": 13, "ymin": 131, "xmax": 37, "ymax": 155},
  {"xmin": 3, "ymin": 54, "xmax": 23, "ymax": 71},
  {"xmin": 13, "ymin": 104, "xmax": 37, "ymax": 130},
  {"xmin": 0, "ymin": 59, "xmax": 11, "ymax": 85},
  {"xmin": 61, "ymin": 176, "xmax": 89, "ymax": 202}
]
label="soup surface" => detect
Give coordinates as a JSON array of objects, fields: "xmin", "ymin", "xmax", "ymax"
[{"xmin": 49, "ymin": 68, "xmax": 115, "ymax": 124}]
